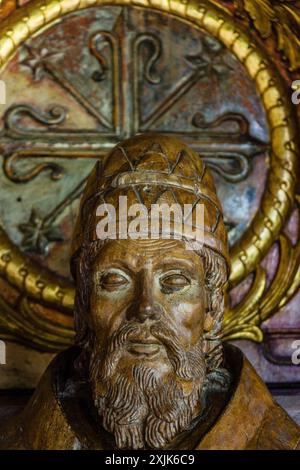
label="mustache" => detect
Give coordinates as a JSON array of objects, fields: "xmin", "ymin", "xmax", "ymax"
[
  {"xmin": 89, "ymin": 318, "xmax": 208, "ymax": 450},
  {"xmin": 94, "ymin": 319, "xmax": 205, "ymax": 381}
]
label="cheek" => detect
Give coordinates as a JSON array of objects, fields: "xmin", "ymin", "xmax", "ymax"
[
  {"xmin": 157, "ymin": 284, "xmax": 205, "ymax": 347},
  {"xmin": 89, "ymin": 287, "xmax": 133, "ymax": 339},
  {"xmin": 177, "ymin": 299, "xmax": 204, "ymax": 346}
]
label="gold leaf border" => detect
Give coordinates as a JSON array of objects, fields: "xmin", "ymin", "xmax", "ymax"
[
  {"xmin": 234, "ymin": 0, "xmax": 300, "ymax": 72},
  {"xmin": 0, "ymin": 0, "xmax": 298, "ymax": 347}
]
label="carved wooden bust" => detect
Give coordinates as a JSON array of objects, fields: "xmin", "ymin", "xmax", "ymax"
[{"xmin": 0, "ymin": 134, "xmax": 299, "ymax": 450}]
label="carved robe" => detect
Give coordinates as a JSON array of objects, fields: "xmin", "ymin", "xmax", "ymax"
[{"xmin": 0, "ymin": 345, "xmax": 299, "ymax": 450}]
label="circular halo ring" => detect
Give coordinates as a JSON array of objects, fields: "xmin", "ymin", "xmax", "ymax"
[{"xmin": 0, "ymin": 0, "xmax": 298, "ymax": 312}]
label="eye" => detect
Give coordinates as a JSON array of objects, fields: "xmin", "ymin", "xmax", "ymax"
[
  {"xmin": 160, "ymin": 273, "xmax": 191, "ymax": 292},
  {"xmin": 100, "ymin": 271, "xmax": 129, "ymax": 291}
]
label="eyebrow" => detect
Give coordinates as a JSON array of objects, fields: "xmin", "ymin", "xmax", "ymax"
[
  {"xmin": 153, "ymin": 257, "xmax": 197, "ymax": 271},
  {"xmin": 93, "ymin": 258, "xmax": 133, "ymax": 274},
  {"xmin": 93, "ymin": 253, "xmax": 200, "ymax": 274}
]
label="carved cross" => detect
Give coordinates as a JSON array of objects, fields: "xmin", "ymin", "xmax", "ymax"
[{"xmin": 0, "ymin": 9, "xmax": 267, "ymax": 253}]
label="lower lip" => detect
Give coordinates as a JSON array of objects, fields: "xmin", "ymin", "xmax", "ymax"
[{"xmin": 128, "ymin": 343, "xmax": 161, "ymax": 357}]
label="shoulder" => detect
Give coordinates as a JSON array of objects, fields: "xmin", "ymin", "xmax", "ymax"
[
  {"xmin": 247, "ymin": 398, "xmax": 300, "ymax": 450},
  {"xmin": 198, "ymin": 344, "xmax": 300, "ymax": 450},
  {"xmin": 0, "ymin": 348, "xmax": 78, "ymax": 450}
]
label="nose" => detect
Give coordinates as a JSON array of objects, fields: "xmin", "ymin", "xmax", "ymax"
[
  {"xmin": 137, "ymin": 296, "xmax": 160, "ymax": 323},
  {"xmin": 127, "ymin": 274, "xmax": 161, "ymax": 323}
]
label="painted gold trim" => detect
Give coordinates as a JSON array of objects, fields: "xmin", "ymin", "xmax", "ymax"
[{"xmin": 0, "ymin": 0, "xmax": 298, "ymax": 346}]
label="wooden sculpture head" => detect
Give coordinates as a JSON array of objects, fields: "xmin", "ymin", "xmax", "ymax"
[{"xmin": 70, "ymin": 134, "xmax": 231, "ymax": 449}]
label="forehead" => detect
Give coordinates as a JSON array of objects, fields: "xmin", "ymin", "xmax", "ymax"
[{"xmin": 92, "ymin": 239, "xmax": 203, "ymax": 270}]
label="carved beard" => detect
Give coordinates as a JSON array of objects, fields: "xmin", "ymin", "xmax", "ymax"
[{"xmin": 89, "ymin": 321, "xmax": 207, "ymax": 449}]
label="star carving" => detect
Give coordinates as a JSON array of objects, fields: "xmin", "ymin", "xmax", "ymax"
[
  {"xmin": 18, "ymin": 208, "xmax": 64, "ymax": 254},
  {"xmin": 20, "ymin": 46, "xmax": 64, "ymax": 81}
]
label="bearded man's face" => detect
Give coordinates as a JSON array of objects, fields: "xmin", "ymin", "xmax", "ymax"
[{"xmin": 86, "ymin": 238, "xmax": 208, "ymax": 449}]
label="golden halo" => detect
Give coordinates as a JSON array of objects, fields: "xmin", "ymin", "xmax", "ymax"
[{"xmin": 0, "ymin": 0, "xmax": 298, "ymax": 346}]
